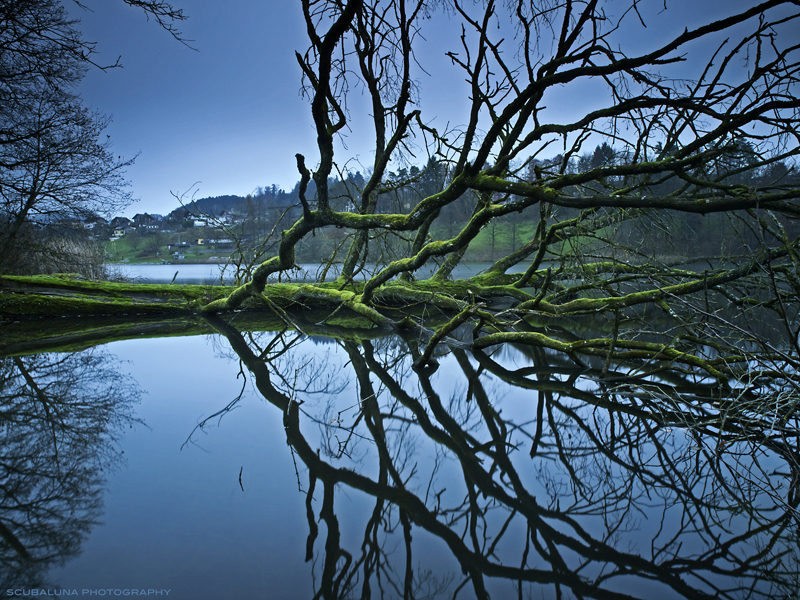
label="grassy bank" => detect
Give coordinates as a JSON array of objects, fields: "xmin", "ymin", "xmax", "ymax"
[{"xmin": 105, "ymin": 237, "xmax": 233, "ymax": 264}]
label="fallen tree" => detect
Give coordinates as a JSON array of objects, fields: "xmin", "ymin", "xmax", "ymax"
[
  {"xmin": 202, "ymin": 0, "xmax": 800, "ymax": 380},
  {"xmin": 3, "ymin": 0, "xmax": 800, "ymax": 388}
]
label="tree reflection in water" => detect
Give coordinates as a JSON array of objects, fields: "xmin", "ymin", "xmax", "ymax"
[
  {"xmin": 0, "ymin": 350, "xmax": 141, "ymax": 587},
  {"xmin": 207, "ymin": 316, "xmax": 800, "ymax": 600}
]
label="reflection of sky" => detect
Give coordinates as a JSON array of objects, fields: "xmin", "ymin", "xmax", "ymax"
[
  {"xmin": 49, "ymin": 336, "xmax": 310, "ymax": 598},
  {"xmin": 67, "ymin": 1, "xmax": 798, "ymax": 217},
  {"xmin": 40, "ymin": 332, "xmax": 795, "ymax": 599},
  {"xmin": 47, "ymin": 335, "xmax": 473, "ymax": 599}
]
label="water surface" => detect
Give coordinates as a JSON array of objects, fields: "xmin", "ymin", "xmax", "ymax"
[
  {"xmin": 114, "ymin": 262, "xmax": 511, "ymax": 284},
  {"xmin": 2, "ymin": 327, "xmax": 797, "ymax": 599}
]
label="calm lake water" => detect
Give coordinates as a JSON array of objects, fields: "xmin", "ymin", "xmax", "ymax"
[
  {"xmin": 2, "ymin": 318, "xmax": 798, "ymax": 599},
  {"xmin": 114, "ymin": 262, "xmax": 515, "ymax": 285}
]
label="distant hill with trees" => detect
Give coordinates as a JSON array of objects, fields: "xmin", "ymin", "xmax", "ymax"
[{"xmin": 167, "ymin": 195, "xmax": 248, "ymax": 221}]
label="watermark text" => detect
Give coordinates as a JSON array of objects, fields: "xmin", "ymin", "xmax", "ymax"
[{"xmin": 6, "ymin": 591, "xmax": 171, "ymax": 597}]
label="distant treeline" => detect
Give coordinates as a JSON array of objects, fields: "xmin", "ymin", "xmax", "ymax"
[{"xmin": 174, "ymin": 145, "xmax": 799, "ymax": 267}]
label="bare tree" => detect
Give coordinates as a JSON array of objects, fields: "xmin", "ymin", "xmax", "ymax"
[
  {"xmin": 0, "ymin": 89, "xmax": 134, "ymax": 269},
  {"xmin": 192, "ymin": 1, "xmax": 800, "ymax": 409},
  {"xmin": 0, "ymin": 0, "xmax": 188, "ymax": 274}
]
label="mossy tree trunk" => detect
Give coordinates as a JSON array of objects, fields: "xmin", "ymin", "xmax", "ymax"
[
  {"xmin": 187, "ymin": 1, "xmax": 800, "ymax": 383},
  {"xmin": 5, "ymin": 1, "xmax": 800, "ymax": 385}
]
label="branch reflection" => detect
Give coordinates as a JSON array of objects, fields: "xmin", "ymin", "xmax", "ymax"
[
  {"xmin": 209, "ymin": 317, "xmax": 800, "ymax": 599},
  {"xmin": 0, "ymin": 350, "xmax": 141, "ymax": 587}
]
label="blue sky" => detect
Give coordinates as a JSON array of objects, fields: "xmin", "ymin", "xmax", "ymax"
[
  {"xmin": 69, "ymin": 0, "xmax": 796, "ymax": 217},
  {"xmin": 70, "ymin": 1, "xmax": 318, "ymax": 216},
  {"xmin": 70, "ymin": 1, "xmax": 473, "ymax": 217}
]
